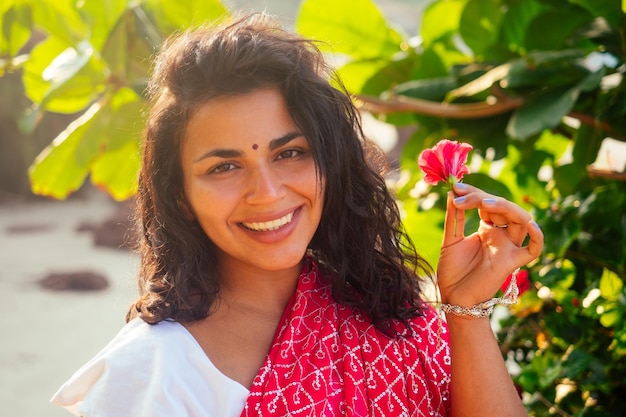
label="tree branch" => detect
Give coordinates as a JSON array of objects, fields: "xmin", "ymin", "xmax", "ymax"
[
  {"xmin": 587, "ymin": 166, "xmax": 626, "ymax": 181},
  {"xmin": 355, "ymin": 90, "xmax": 524, "ymax": 119}
]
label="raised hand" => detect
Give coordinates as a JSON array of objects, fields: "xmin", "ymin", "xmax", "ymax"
[{"xmin": 436, "ymin": 182, "xmax": 543, "ymax": 307}]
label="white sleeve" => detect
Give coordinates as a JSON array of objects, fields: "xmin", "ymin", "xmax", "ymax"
[{"xmin": 51, "ymin": 319, "xmax": 250, "ymax": 417}]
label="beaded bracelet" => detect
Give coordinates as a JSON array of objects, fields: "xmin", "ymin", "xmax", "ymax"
[{"xmin": 440, "ymin": 268, "xmax": 520, "ymax": 318}]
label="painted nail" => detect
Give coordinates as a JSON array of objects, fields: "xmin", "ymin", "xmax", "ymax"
[
  {"xmin": 454, "ymin": 196, "xmax": 466, "ymax": 204},
  {"xmin": 454, "ymin": 182, "xmax": 467, "ymax": 190},
  {"xmin": 483, "ymin": 198, "xmax": 497, "ymax": 205},
  {"xmin": 531, "ymin": 220, "xmax": 541, "ymax": 230}
]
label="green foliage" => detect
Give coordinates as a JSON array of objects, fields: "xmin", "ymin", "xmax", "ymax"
[
  {"xmin": 1, "ymin": 0, "xmax": 229, "ymax": 200},
  {"xmin": 296, "ymin": 0, "xmax": 626, "ymax": 414},
  {"xmin": 2, "ymin": 0, "xmax": 626, "ymax": 414}
]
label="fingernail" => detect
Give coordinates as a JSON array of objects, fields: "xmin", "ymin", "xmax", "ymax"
[
  {"xmin": 454, "ymin": 182, "xmax": 467, "ymax": 190},
  {"xmin": 483, "ymin": 198, "xmax": 497, "ymax": 205},
  {"xmin": 531, "ymin": 220, "xmax": 540, "ymax": 230},
  {"xmin": 454, "ymin": 196, "xmax": 466, "ymax": 204}
]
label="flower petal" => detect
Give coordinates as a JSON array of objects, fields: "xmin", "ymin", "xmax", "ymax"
[{"xmin": 418, "ymin": 139, "xmax": 473, "ymax": 185}]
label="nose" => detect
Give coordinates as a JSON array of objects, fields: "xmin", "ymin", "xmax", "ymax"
[{"xmin": 245, "ymin": 164, "xmax": 285, "ymax": 204}]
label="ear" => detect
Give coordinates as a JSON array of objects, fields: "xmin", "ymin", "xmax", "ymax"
[{"xmin": 177, "ymin": 196, "xmax": 196, "ymax": 221}]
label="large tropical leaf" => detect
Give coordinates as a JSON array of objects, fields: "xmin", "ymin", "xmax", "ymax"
[
  {"xmin": 297, "ymin": 0, "xmax": 403, "ymax": 60},
  {"xmin": 90, "ymin": 88, "xmax": 143, "ymax": 200},
  {"xmin": 143, "ymin": 0, "xmax": 229, "ymax": 34},
  {"xmin": 420, "ymin": 0, "xmax": 467, "ymax": 48},
  {"xmin": 0, "ymin": 1, "xmax": 32, "ymax": 58},
  {"xmin": 459, "ymin": 0, "xmax": 503, "ymax": 58},
  {"xmin": 28, "ymin": 101, "xmax": 110, "ymax": 198}
]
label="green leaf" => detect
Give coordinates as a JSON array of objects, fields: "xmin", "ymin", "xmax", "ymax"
[
  {"xmin": 538, "ymin": 259, "xmax": 576, "ymax": 290},
  {"xmin": 600, "ymin": 308, "xmax": 622, "ymax": 327},
  {"xmin": 562, "ymin": 348, "xmax": 592, "ymax": 379},
  {"xmin": 143, "ymin": 0, "xmax": 228, "ymax": 34},
  {"xmin": 401, "ymin": 199, "xmax": 445, "ymax": 268},
  {"xmin": 553, "ymin": 163, "xmax": 585, "ymax": 196},
  {"xmin": 31, "ymin": 0, "xmax": 88, "ymax": 47},
  {"xmin": 600, "ymin": 268, "xmax": 624, "ymax": 302},
  {"xmin": 90, "ymin": 88, "xmax": 143, "ymax": 200},
  {"xmin": 534, "ymin": 129, "xmax": 571, "ymax": 162},
  {"xmin": 464, "ymin": 172, "xmax": 513, "ymax": 200},
  {"xmin": 450, "ymin": 49, "xmax": 585, "ymax": 99},
  {"xmin": 459, "ymin": 0, "xmax": 503, "ymax": 57},
  {"xmin": 570, "ymin": 0, "xmax": 622, "ymax": 30},
  {"xmin": 297, "ymin": 0, "xmax": 403, "ymax": 60},
  {"xmin": 428, "ymin": 36, "xmax": 472, "ymax": 71},
  {"xmin": 41, "ymin": 41, "xmax": 107, "ymax": 113},
  {"xmin": 412, "ymin": 43, "xmax": 460, "ymax": 80},
  {"xmin": 393, "ymin": 76, "xmax": 458, "ymax": 101},
  {"xmin": 421, "ymin": 0, "xmax": 467, "ymax": 48},
  {"xmin": 572, "ymin": 123, "xmax": 602, "ymax": 167},
  {"xmin": 100, "ymin": 8, "xmax": 155, "ymax": 91},
  {"xmin": 91, "ymin": 135, "xmax": 140, "ymax": 201},
  {"xmin": 361, "ymin": 53, "xmax": 417, "ymax": 95},
  {"xmin": 1, "ymin": 2, "xmax": 32, "ymax": 57},
  {"xmin": 22, "ymin": 37, "xmax": 107, "ymax": 113},
  {"xmin": 501, "ymin": 0, "xmax": 544, "ymax": 54},
  {"xmin": 22, "ymin": 36, "xmax": 67, "ymax": 103},
  {"xmin": 507, "ymin": 87, "xmax": 580, "ymax": 139},
  {"xmin": 524, "ymin": 7, "xmax": 593, "ymax": 51},
  {"xmin": 336, "ymin": 59, "xmax": 392, "ymax": 94},
  {"xmin": 536, "ymin": 353, "xmax": 563, "ymax": 388},
  {"xmin": 28, "ymin": 101, "xmax": 109, "ymax": 199},
  {"xmin": 76, "ymin": 0, "xmax": 128, "ymax": 51}
]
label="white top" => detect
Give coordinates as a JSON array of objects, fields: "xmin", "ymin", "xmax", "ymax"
[{"xmin": 51, "ymin": 318, "xmax": 250, "ymax": 417}]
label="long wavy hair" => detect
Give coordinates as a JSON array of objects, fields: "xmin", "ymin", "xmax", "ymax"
[{"xmin": 128, "ymin": 13, "xmax": 434, "ymax": 331}]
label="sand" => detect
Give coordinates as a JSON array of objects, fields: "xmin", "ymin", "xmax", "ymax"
[{"xmin": 0, "ymin": 189, "xmax": 138, "ymax": 417}]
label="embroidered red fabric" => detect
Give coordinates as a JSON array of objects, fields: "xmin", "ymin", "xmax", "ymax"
[{"xmin": 241, "ymin": 260, "xmax": 451, "ymax": 417}]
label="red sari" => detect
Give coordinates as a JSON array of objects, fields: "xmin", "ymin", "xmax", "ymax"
[{"xmin": 242, "ymin": 259, "xmax": 451, "ymax": 417}]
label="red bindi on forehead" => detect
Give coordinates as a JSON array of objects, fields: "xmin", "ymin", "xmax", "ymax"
[{"xmin": 252, "ymin": 144, "xmax": 259, "ymax": 150}]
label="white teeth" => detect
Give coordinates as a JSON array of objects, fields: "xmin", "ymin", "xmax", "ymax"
[{"xmin": 243, "ymin": 211, "xmax": 294, "ymax": 232}]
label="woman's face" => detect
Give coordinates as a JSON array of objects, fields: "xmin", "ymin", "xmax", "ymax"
[{"xmin": 180, "ymin": 88, "xmax": 325, "ymax": 277}]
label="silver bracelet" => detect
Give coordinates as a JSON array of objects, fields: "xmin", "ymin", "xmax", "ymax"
[{"xmin": 440, "ymin": 268, "xmax": 520, "ymax": 318}]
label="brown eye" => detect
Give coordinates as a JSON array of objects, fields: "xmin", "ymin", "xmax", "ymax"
[
  {"xmin": 208, "ymin": 162, "xmax": 238, "ymax": 174},
  {"xmin": 276, "ymin": 149, "xmax": 304, "ymax": 160}
]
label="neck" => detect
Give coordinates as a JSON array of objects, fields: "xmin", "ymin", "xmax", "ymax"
[{"xmin": 216, "ymin": 259, "xmax": 303, "ymax": 320}]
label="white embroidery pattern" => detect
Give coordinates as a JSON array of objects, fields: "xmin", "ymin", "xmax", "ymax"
[{"xmin": 242, "ymin": 264, "xmax": 451, "ymax": 417}]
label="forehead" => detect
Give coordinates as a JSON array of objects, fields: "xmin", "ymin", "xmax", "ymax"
[{"xmin": 185, "ymin": 89, "xmax": 294, "ymax": 143}]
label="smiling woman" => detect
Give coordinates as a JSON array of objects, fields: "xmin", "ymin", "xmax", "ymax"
[
  {"xmin": 180, "ymin": 88, "xmax": 324, "ymax": 281},
  {"xmin": 50, "ymin": 12, "xmax": 542, "ymax": 417}
]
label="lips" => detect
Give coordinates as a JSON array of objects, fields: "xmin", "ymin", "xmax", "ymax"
[{"xmin": 241, "ymin": 210, "xmax": 295, "ymax": 232}]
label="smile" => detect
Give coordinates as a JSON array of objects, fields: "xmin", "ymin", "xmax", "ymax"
[{"xmin": 241, "ymin": 211, "xmax": 295, "ymax": 232}]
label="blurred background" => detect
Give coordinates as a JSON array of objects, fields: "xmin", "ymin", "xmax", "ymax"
[
  {"xmin": 2, "ymin": 0, "xmax": 625, "ymax": 416},
  {"xmin": 0, "ymin": 1, "xmax": 424, "ymax": 417}
]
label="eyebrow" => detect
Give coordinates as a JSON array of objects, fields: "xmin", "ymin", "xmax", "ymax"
[{"xmin": 193, "ymin": 131, "xmax": 304, "ymax": 163}]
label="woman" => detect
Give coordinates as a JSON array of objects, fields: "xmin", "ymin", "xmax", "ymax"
[{"xmin": 52, "ymin": 13, "xmax": 543, "ymax": 417}]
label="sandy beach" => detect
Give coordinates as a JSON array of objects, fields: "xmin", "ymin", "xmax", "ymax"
[{"xmin": 0, "ymin": 189, "xmax": 138, "ymax": 417}]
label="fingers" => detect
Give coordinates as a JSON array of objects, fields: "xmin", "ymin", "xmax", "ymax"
[
  {"xmin": 452, "ymin": 182, "xmax": 544, "ymax": 267},
  {"xmin": 443, "ymin": 190, "xmax": 465, "ymax": 245},
  {"xmin": 508, "ymin": 219, "xmax": 544, "ymax": 273},
  {"xmin": 452, "ymin": 183, "xmax": 531, "ymax": 245},
  {"xmin": 524, "ymin": 219, "xmax": 544, "ymax": 259}
]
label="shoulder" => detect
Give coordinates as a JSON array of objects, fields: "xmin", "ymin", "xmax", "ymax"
[
  {"xmin": 51, "ymin": 318, "xmax": 248, "ymax": 417},
  {"xmin": 50, "ymin": 319, "xmax": 189, "ymax": 415}
]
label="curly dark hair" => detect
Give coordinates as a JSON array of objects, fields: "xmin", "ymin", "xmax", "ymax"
[{"xmin": 127, "ymin": 12, "xmax": 434, "ymax": 331}]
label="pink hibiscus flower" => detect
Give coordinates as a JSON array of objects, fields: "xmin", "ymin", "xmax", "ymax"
[{"xmin": 418, "ymin": 139, "xmax": 473, "ymax": 186}]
